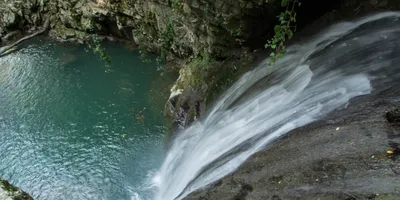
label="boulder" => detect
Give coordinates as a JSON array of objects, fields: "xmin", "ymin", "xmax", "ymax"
[{"xmin": 0, "ymin": 178, "xmax": 33, "ymax": 200}]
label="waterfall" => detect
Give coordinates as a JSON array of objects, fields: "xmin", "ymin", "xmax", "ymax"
[{"xmin": 154, "ymin": 12, "xmax": 400, "ymax": 200}]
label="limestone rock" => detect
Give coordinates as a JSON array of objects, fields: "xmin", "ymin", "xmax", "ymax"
[
  {"xmin": 0, "ymin": 178, "xmax": 33, "ymax": 200},
  {"xmin": 0, "ymin": 0, "xmax": 281, "ymax": 61}
]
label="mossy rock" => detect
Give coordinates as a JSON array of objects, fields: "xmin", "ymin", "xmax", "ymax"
[
  {"xmin": 49, "ymin": 25, "xmax": 88, "ymax": 43},
  {"xmin": 0, "ymin": 178, "xmax": 34, "ymax": 200}
]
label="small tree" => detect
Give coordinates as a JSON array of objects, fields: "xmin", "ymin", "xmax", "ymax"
[{"xmin": 265, "ymin": 0, "xmax": 301, "ymax": 64}]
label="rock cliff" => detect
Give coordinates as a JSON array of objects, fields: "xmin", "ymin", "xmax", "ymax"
[
  {"xmin": 186, "ymin": 98, "xmax": 400, "ymax": 200},
  {"xmin": 0, "ymin": 0, "xmax": 280, "ymax": 60}
]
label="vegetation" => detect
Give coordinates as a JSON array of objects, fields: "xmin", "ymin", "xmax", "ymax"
[
  {"xmin": 132, "ymin": 16, "xmax": 175, "ymax": 71},
  {"xmin": 188, "ymin": 53, "xmax": 212, "ymax": 87},
  {"xmin": 157, "ymin": 23, "xmax": 176, "ymax": 70},
  {"xmin": 265, "ymin": 0, "xmax": 301, "ymax": 64},
  {"xmin": 86, "ymin": 36, "xmax": 112, "ymax": 72},
  {"xmin": 171, "ymin": 0, "xmax": 182, "ymax": 12},
  {"xmin": 160, "ymin": 23, "xmax": 175, "ymax": 55},
  {"xmin": 136, "ymin": 0, "xmax": 301, "ymax": 69},
  {"xmin": 89, "ymin": 0, "xmax": 299, "ymax": 73}
]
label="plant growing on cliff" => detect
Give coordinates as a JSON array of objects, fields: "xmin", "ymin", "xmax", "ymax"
[
  {"xmin": 159, "ymin": 23, "xmax": 176, "ymax": 61},
  {"xmin": 134, "ymin": 21, "xmax": 175, "ymax": 71},
  {"xmin": 171, "ymin": 0, "xmax": 182, "ymax": 12},
  {"xmin": 155, "ymin": 23, "xmax": 176, "ymax": 71},
  {"xmin": 160, "ymin": 24, "xmax": 175, "ymax": 50},
  {"xmin": 86, "ymin": 36, "xmax": 112, "ymax": 72},
  {"xmin": 188, "ymin": 53, "xmax": 212, "ymax": 87},
  {"xmin": 265, "ymin": 0, "xmax": 301, "ymax": 64}
]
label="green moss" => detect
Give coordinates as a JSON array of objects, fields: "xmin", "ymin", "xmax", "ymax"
[
  {"xmin": 187, "ymin": 54, "xmax": 212, "ymax": 87},
  {"xmin": 159, "ymin": 23, "xmax": 175, "ymax": 55},
  {"xmin": 170, "ymin": 51, "xmax": 256, "ymax": 112},
  {"xmin": 204, "ymin": 53, "xmax": 256, "ymax": 108},
  {"xmin": 171, "ymin": 0, "xmax": 183, "ymax": 13}
]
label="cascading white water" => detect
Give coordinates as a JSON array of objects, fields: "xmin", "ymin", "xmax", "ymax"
[{"xmin": 153, "ymin": 12, "xmax": 400, "ymax": 200}]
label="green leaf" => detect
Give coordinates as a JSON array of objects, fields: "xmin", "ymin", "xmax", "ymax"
[
  {"xmin": 288, "ymin": 29, "xmax": 294, "ymax": 39},
  {"xmin": 271, "ymin": 44, "xmax": 277, "ymax": 49},
  {"xmin": 281, "ymin": 0, "xmax": 288, "ymax": 7},
  {"xmin": 270, "ymin": 52, "xmax": 275, "ymax": 57},
  {"xmin": 274, "ymin": 25, "xmax": 281, "ymax": 33}
]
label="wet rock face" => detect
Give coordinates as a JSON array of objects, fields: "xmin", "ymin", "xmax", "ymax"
[
  {"xmin": 386, "ymin": 108, "xmax": 400, "ymax": 124},
  {"xmin": 0, "ymin": 178, "xmax": 33, "ymax": 200},
  {"xmin": 386, "ymin": 107, "xmax": 400, "ymax": 163},
  {"xmin": 184, "ymin": 91, "xmax": 400, "ymax": 200}
]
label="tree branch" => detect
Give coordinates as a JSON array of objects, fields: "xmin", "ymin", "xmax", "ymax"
[{"xmin": 0, "ymin": 18, "xmax": 50, "ymax": 57}]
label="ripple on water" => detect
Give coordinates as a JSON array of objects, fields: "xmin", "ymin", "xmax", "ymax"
[{"xmin": 0, "ymin": 38, "xmax": 166, "ymax": 200}]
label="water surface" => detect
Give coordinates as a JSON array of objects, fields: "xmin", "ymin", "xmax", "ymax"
[{"xmin": 0, "ymin": 38, "xmax": 166, "ymax": 200}]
